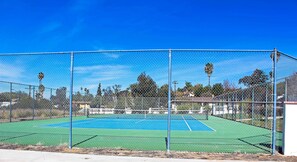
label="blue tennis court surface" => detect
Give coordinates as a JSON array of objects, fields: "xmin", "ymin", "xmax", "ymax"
[{"xmin": 46, "ymin": 118, "xmax": 214, "ymax": 131}]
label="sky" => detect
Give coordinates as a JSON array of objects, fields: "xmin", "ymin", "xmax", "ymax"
[{"xmin": 0, "ymin": 0, "xmax": 297, "ymax": 95}]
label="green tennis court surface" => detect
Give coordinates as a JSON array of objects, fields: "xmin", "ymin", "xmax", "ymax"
[{"xmin": 0, "ymin": 116, "xmax": 280, "ymax": 153}]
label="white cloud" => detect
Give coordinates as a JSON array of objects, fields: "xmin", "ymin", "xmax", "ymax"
[
  {"xmin": 75, "ymin": 65, "xmax": 129, "ymax": 74},
  {"xmin": 74, "ymin": 64, "xmax": 132, "ymax": 90},
  {"xmin": 91, "ymin": 47, "xmax": 121, "ymax": 59},
  {"xmin": 149, "ymin": 56, "xmax": 273, "ymax": 87},
  {"xmin": 0, "ymin": 62, "xmax": 24, "ymax": 80},
  {"xmin": 72, "ymin": 64, "xmax": 135, "ymax": 94}
]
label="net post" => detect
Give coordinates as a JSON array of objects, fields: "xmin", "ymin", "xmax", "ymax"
[
  {"xmin": 86, "ymin": 108, "xmax": 89, "ymax": 118},
  {"xmin": 69, "ymin": 52, "xmax": 74, "ymax": 149},
  {"xmin": 272, "ymin": 48, "xmax": 278, "ymax": 155},
  {"xmin": 166, "ymin": 49, "xmax": 172, "ymax": 153}
]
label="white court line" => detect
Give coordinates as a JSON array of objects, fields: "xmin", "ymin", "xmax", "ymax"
[
  {"xmin": 190, "ymin": 115, "xmax": 216, "ymax": 131},
  {"xmin": 135, "ymin": 118, "xmax": 147, "ymax": 124},
  {"xmin": 182, "ymin": 115, "xmax": 192, "ymax": 131}
]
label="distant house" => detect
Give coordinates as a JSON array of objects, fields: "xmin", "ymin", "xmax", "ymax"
[
  {"xmin": 0, "ymin": 99, "xmax": 18, "ymax": 107},
  {"xmin": 182, "ymin": 90, "xmax": 195, "ymax": 97},
  {"xmin": 188, "ymin": 97, "xmax": 213, "ymax": 103},
  {"xmin": 174, "ymin": 97, "xmax": 213, "ymax": 113},
  {"xmin": 72, "ymin": 101, "xmax": 91, "ymax": 109}
]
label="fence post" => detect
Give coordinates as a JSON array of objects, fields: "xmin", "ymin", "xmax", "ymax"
[
  {"xmin": 227, "ymin": 94, "xmax": 230, "ymax": 119},
  {"xmin": 222, "ymin": 96, "xmax": 225, "ymax": 117},
  {"xmin": 265, "ymin": 83, "xmax": 268, "ymax": 128},
  {"xmin": 221, "ymin": 96, "xmax": 224, "ymax": 117},
  {"xmin": 141, "ymin": 96, "xmax": 144, "ymax": 110},
  {"xmin": 50, "ymin": 88, "xmax": 53, "ymax": 119},
  {"xmin": 285, "ymin": 78, "xmax": 287, "ymax": 101},
  {"xmin": 252, "ymin": 87, "xmax": 254, "ymax": 125},
  {"xmin": 233, "ymin": 92, "xmax": 238, "ymax": 121},
  {"xmin": 9, "ymin": 82, "xmax": 12, "ymax": 122},
  {"xmin": 32, "ymin": 86, "xmax": 35, "ymax": 120},
  {"xmin": 166, "ymin": 49, "xmax": 172, "ymax": 153},
  {"xmin": 69, "ymin": 52, "xmax": 74, "ymax": 149},
  {"xmin": 272, "ymin": 48, "xmax": 278, "ymax": 155},
  {"xmin": 240, "ymin": 90, "xmax": 243, "ymax": 121}
]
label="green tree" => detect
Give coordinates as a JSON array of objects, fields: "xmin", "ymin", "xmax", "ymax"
[
  {"xmin": 91, "ymin": 96, "xmax": 102, "ymax": 108},
  {"xmin": 115, "ymin": 97, "xmax": 126, "ymax": 112},
  {"xmin": 102, "ymin": 87, "xmax": 114, "ymax": 107},
  {"xmin": 73, "ymin": 91, "xmax": 82, "ymax": 101},
  {"xmin": 97, "ymin": 83, "xmax": 102, "ymax": 96},
  {"xmin": 157, "ymin": 84, "xmax": 170, "ymax": 108},
  {"xmin": 130, "ymin": 72, "xmax": 157, "ymax": 97},
  {"xmin": 51, "ymin": 87, "xmax": 67, "ymax": 109},
  {"xmin": 112, "ymin": 84, "xmax": 121, "ymax": 97},
  {"xmin": 212, "ymin": 83, "xmax": 224, "ymax": 96},
  {"xmin": 0, "ymin": 93, "xmax": 9, "ymax": 102},
  {"xmin": 184, "ymin": 82, "xmax": 193, "ymax": 91},
  {"xmin": 130, "ymin": 72, "xmax": 158, "ymax": 110},
  {"xmin": 287, "ymin": 73, "xmax": 297, "ymax": 101},
  {"xmin": 84, "ymin": 93, "xmax": 94, "ymax": 102},
  {"xmin": 223, "ymin": 80, "xmax": 236, "ymax": 92},
  {"xmin": 239, "ymin": 69, "xmax": 268, "ymax": 87},
  {"xmin": 201, "ymin": 86, "xmax": 212, "ymax": 97},
  {"xmin": 193, "ymin": 84, "xmax": 203, "ymax": 97},
  {"xmin": 204, "ymin": 63, "xmax": 214, "ymax": 86},
  {"xmin": 158, "ymin": 84, "xmax": 169, "ymax": 97}
]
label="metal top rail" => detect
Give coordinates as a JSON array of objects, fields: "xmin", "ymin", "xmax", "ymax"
[
  {"xmin": 172, "ymin": 100, "xmax": 282, "ymax": 104},
  {"xmin": 0, "ymin": 80, "xmax": 59, "ymax": 91},
  {"xmin": 0, "ymin": 49, "xmax": 274, "ymax": 56},
  {"xmin": 278, "ymin": 51, "xmax": 297, "ymax": 61}
]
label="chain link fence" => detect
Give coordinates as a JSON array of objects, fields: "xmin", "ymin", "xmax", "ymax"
[
  {"xmin": 0, "ymin": 82, "xmax": 73, "ymax": 122},
  {"xmin": 0, "ymin": 49, "xmax": 296, "ymax": 154}
]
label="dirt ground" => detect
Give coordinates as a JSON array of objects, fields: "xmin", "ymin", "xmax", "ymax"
[{"xmin": 0, "ymin": 144, "xmax": 296, "ymax": 161}]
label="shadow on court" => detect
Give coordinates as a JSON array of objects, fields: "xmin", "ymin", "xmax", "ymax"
[{"xmin": 0, "ymin": 125, "xmax": 281, "ymax": 154}]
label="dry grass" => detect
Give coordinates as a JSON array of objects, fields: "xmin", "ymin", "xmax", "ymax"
[
  {"xmin": 0, "ymin": 143, "xmax": 296, "ymax": 161},
  {"xmin": 1, "ymin": 109, "xmax": 66, "ymax": 121}
]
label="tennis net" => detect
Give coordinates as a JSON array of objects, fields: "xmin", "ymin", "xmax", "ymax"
[{"xmin": 86, "ymin": 108, "xmax": 208, "ymax": 120}]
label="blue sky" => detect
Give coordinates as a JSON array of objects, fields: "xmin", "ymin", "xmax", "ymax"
[{"xmin": 0, "ymin": 0, "xmax": 297, "ymax": 95}]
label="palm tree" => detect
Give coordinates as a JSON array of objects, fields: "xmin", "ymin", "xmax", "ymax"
[
  {"xmin": 270, "ymin": 50, "xmax": 281, "ymax": 62},
  {"xmin": 37, "ymin": 72, "xmax": 45, "ymax": 99},
  {"xmin": 204, "ymin": 63, "xmax": 214, "ymax": 87},
  {"xmin": 38, "ymin": 72, "xmax": 44, "ymax": 84}
]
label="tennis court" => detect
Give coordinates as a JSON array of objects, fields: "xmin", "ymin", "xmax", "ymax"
[
  {"xmin": 0, "ymin": 115, "xmax": 276, "ymax": 153},
  {"xmin": 46, "ymin": 118, "xmax": 213, "ymax": 131}
]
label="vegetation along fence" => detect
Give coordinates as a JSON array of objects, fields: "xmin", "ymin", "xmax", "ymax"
[{"xmin": 0, "ymin": 49, "xmax": 296, "ymax": 154}]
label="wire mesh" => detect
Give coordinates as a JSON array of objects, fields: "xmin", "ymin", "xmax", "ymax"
[
  {"xmin": 0, "ymin": 49, "xmax": 295, "ymax": 154},
  {"xmin": 0, "ymin": 53, "xmax": 71, "ymax": 147}
]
